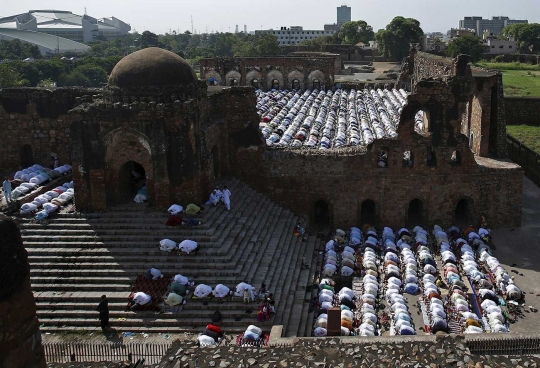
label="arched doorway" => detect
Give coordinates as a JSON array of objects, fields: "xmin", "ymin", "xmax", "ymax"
[
  {"xmin": 359, "ymin": 199, "xmax": 378, "ymax": 227},
  {"xmin": 406, "ymin": 199, "xmax": 426, "ymax": 228},
  {"xmin": 271, "ymin": 79, "xmax": 280, "ymax": 89},
  {"xmin": 20, "ymin": 144, "xmax": 34, "ymax": 168},
  {"xmin": 454, "ymin": 198, "xmax": 474, "ymax": 228},
  {"xmin": 251, "ymin": 79, "xmax": 259, "ymax": 88},
  {"xmin": 313, "ymin": 79, "xmax": 321, "ymax": 90},
  {"xmin": 230, "ymin": 78, "xmax": 238, "ymax": 86},
  {"xmin": 313, "ymin": 200, "xmax": 331, "ymax": 230},
  {"xmin": 211, "ymin": 145, "xmax": 220, "ymax": 179},
  {"xmin": 292, "ymin": 79, "xmax": 301, "ymax": 90},
  {"xmin": 118, "ymin": 161, "xmax": 146, "ymax": 203}
]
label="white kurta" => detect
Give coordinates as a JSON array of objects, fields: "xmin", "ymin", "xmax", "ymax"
[
  {"xmin": 178, "ymin": 240, "xmax": 198, "ymax": 254},
  {"xmin": 133, "ymin": 292, "xmax": 151, "ymax": 305},
  {"xmin": 160, "ymin": 239, "xmax": 177, "ymax": 252},
  {"xmin": 194, "ymin": 284, "xmax": 213, "ymax": 298},
  {"xmin": 223, "ymin": 189, "xmax": 231, "ymax": 210},
  {"xmin": 234, "ymin": 282, "xmax": 255, "ymax": 300},
  {"xmin": 213, "ymin": 284, "xmax": 230, "ymax": 298},
  {"xmin": 174, "ymin": 274, "xmax": 189, "ymax": 285},
  {"xmin": 168, "ymin": 204, "xmax": 184, "ymax": 215},
  {"xmin": 206, "ymin": 192, "xmax": 219, "ymax": 206},
  {"xmin": 150, "ymin": 268, "xmax": 162, "ymax": 280}
]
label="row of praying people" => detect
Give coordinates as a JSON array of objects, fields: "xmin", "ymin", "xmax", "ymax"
[
  {"xmin": 314, "ymin": 279, "xmax": 358, "ymax": 337},
  {"xmin": 257, "ymin": 88, "xmax": 408, "ymax": 149},
  {"xmin": 193, "ymin": 283, "xmax": 256, "ymax": 301},
  {"xmin": 358, "ymin": 245, "xmax": 381, "ymax": 337},
  {"xmin": 159, "ymin": 239, "xmax": 199, "ymax": 254}
]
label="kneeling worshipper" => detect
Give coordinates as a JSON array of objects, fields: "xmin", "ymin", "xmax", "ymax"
[
  {"xmin": 159, "ymin": 239, "xmax": 177, "ymax": 252},
  {"xmin": 166, "ymin": 292, "xmax": 187, "ymax": 306},
  {"xmin": 144, "ymin": 267, "xmax": 164, "ymax": 280},
  {"xmin": 206, "ymin": 190, "xmax": 220, "ymax": 206},
  {"xmin": 234, "ymin": 282, "xmax": 256, "ymax": 301},
  {"xmin": 243, "ymin": 325, "xmax": 262, "ymax": 343},
  {"xmin": 168, "ymin": 204, "xmax": 183, "ymax": 215},
  {"xmin": 166, "ymin": 215, "xmax": 183, "ymax": 227},
  {"xmin": 129, "ymin": 291, "xmax": 152, "ymax": 310},
  {"xmin": 174, "ymin": 274, "xmax": 195, "ymax": 287},
  {"xmin": 170, "ymin": 281, "xmax": 190, "ymax": 296},
  {"xmin": 213, "ymin": 284, "xmax": 232, "ymax": 298},
  {"xmin": 178, "ymin": 239, "xmax": 199, "ymax": 254},
  {"xmin": 185, "ymin": 203, "xmax": 203, "ymax": 215},
  {"xmin": 194, "ymin": 284, "xmax": 213, "ymax": 298}
]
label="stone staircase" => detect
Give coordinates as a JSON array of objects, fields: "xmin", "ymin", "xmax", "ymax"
[{"xmin": 19, "ymin": 178, "xmax": 322, "ymax": 335}]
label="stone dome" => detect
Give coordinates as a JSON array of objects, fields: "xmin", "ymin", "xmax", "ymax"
[{"xmin": 108, "ymin": 47, "xmax": 197, "ymax": 88}]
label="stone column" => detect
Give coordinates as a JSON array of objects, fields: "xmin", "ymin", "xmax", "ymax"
[{"xmin": 0, "ymin": 218, "xmax": 46, "ymax": 368}]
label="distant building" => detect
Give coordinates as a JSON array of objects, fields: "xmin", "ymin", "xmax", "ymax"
[
  {"xmin": 256, "ymin": 26, "xmax": 336, "ymax": 46},
  {"xmin": 0, "ymin": 28, "xmax": 90, "ymax": 56},
  {"xmin": 450, "ymin": 28, "xmax": 477, "ymax": 38},
  {"xmin": 337, "ymin": 5, "xmax": 351, "ymax": 26},
  {"xmin": 0, "ymin": 10, "xmax": 131, "ymax": 43},
  {"xmin": 459, "ymin": 16, "xmax": 527, "ymax": 36},
  {"xmin": 421, "ymin": 34, "xmax": 447, "ymax": 53},
  {"xmin": 487, "ymin": 39, "xmax": 518, "ymax": 54},
  {"xmin": 324, "ymin": 24, "xmax": 340, "ymax": 33}
]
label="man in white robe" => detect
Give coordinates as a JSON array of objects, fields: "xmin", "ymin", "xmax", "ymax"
[
  {"xmin": 174, "ymin": 274, "xmax": 194, "ymax": 286},
  {"xmin": 206, "ymin": 190, "xmax": 220, "ymax": 206},
  {"xmin": 234, "ymin": 282, "xmax": 255, "ymax": 300},
  {"xmin": 222, "ymin": 185, "xmax": 231, "ymax": 211},
  {"xmin": 212, "ymin": 284, "xmax": 231, "ymax": 298},
  {"xmin": 168, "ymin": 204, "xmax": 183, "ymax": 215},
  {"xmin": 178, "ymin": 239, "xmax": 198, "ymax": 254},
  {"xmin": 160, "ymin": 239, "xmax": 177, "ymax": 252},
  {"xmin": 215, "ymin": 187, "xmax": 223, "ymax": 202},
  {"xmin": 194, "ymin": 284, "xmax": 213, "ymax": 298},
  {"xmin": 130, "ymin": 291, "xmax": 152, "ymax": 310}
]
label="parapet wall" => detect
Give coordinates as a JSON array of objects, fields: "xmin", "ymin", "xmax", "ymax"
[
  {"xmin": 0, "ymin": 218, "xmax": 46, "ymax": 368},
  {"xmin": 505, "ymin": 96, "xmax": 540, "ymax": 126}
]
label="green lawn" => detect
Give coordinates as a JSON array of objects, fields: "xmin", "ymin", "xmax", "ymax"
[
  {"xmin": 501, "ymin": 70, "xmax": 540, "ymax": 97},
  {"xmin": 507, "ymin": 125, "xmax": 540, "ymax": 153}
]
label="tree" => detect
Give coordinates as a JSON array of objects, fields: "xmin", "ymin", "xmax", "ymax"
[
  {"xmin": 0, "ymin": 64, "xmax": 27, "ymax": 87},
  {"xmin": 446, "ymin": 36, "xmax": 485, "ymax": 61},
  {"xmin": 376, "ymin": 17, "xmax": 424, "ymax": 61},
  {"xmin": 233, "ymin": 33, "xmax": 280, "ymax": 57},
  {"xmin": 338, "ymin": 21, "xmax": 374, "ymax": 45},
  {"xmin": 140, "ymin": 31, "xmax": 160, "ymax": 48},
  {"xmin": 59, "ymin": 64, "xmax": 107, "ymax": 87},
  {"xmin": 300, "ymin": 36, "xmax": 334, "ymax": 52}
]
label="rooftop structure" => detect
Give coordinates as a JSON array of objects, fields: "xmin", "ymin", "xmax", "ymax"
[
  {"xmin": 256, "ymin": 26, "xmax": 336, "ymax": 46},
  {"xmin": 0, "ymin": 10, "xmax": 131, "ymax": 43},
  {"xmin": 0, "ymin": 28, "xmax": 90, "ymax": 55}
]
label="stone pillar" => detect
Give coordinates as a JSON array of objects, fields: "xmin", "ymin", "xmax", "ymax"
[{"xmin": 0, "ymin": 218, "xmax": 46, "ymax": 368}]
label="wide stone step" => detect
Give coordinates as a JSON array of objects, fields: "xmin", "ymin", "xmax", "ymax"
[
  {"xmin": 30, "ymin": 268, "xmax": 240, "ymax": 277},
  {"xmin": 36, "ymin": 301, "xmax": 261, "ymax": 312}
]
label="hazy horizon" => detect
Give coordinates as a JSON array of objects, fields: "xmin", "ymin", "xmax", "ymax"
[{"xmin": 1, "ymin": 0, "xmax": 539, "ymax": 35}]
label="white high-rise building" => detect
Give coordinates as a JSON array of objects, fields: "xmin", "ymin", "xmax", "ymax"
[{"xmin": 256, "ymin": 26, "xmax": 336, "ymax": 46}]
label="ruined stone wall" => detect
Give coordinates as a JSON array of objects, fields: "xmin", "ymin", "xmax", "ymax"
[
  {"xmin": 0, "ymin": 218, "xmax": 46, "ymax": 368},
  {"xmin": 413, "ymin": 52, "xmax": 455, "ymax": 81},
  {"xmin": 505, "ymin": 97, "xmax": 540, "ymax": 126},
  {"xmin": 199, "ymin": 56, "xmax": 336, "ymax": 90},
  {"xmin": 0, "ymin": 88, "xmax": 98, "ymax": 172}
]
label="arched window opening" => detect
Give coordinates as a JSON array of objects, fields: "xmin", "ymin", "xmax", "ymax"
[
  {"xmin": 313, "ymin": 200, "xmax": 331, "ymax": 231},
  {"xmin": 427, "ymin": 148, "xmax": 437, "ymax": 167},
  {"xmin": 451, "ymin": 150, "xmax": 462, "ymax": 166},
  {"xmin": 20, "ymin": 144, "xmax": 34, "ymax": 168},
  {"xmin": 407, "ymin": 199, "xmax": 426, "ymax": 228},
  {"xmin": 313, "ymin": 79, "xmax": 321, "ymax": 90},
  {"xmin": 454, "ymin": 198, "xmax": 474, "ymax": 228},
  {"xmin": 118, "ymin": 161, "xmax": 146, "ymax": 203},
  {"xmin": 271, "ymin": 79, "xmax": 280, "ymax": 90},
  {"xmin": 292, "ymin": 79, "xmax": 301, "ymax": 90},
  {"xmin": 414, "ymin": 109, "xmax": 430, "ymax": 134},
  {"xmin": 403, "ymin": 151, "xmax": 414, "ymax": 168},
  {"xmin": 208, "ymin": 78, "xmax": 218, "ymax": 86},
  {"xmin": 230, "ymin": 78, "xmax": 238, "ymax": 86},
  {"xmin": 359, "ymin": 200, "xmax": 378, "ymax": 227},
  {"xmin": 251, "ymin": 78, "xmax": 259, "ymax": 88},
  {"xmin": 377, "ymin": 148, "xmax": 388, "ymax": 168}
]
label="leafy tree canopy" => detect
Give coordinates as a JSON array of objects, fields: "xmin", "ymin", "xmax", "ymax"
[
  {"xmin": 446, "ymin": 36, "xmax": 485, "ymax": 62},
  {"xmin": 376, "ymin": 16, "xmax": 424, "ymax": 61},
  {"xmin": 338, "ymin": 21, "xmax": 375, "ymax": 45}
]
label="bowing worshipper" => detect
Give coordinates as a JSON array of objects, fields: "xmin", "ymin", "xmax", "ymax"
[
  {"xmin": 174, "ymin": 274, "xmax": 194, "ymax": 287},
  {"xmin": 194, "ymin": 284, "xmax": 213, "ymax": 298},
  {"xmin": 206, "ymin": 190, "xmax": 220, "ymax": 206},
  {"xmin": 168, "ymin": 204, "xmax": 183, "ymax": 215},
  {"xmin": 166, "ymin": 214, "xmax": 183, "ymax": 227},
  {"xmin": 96, "ymin": 295, "xmax": 110, "ymax": 332},
  {"xmin": 222, "ymin": 185, "xmax": 231, "ymax": 211},
  {"xmin": 185, "ymin": 204, "xmax": 204, "ymax": 215},
  {"xmin": 144, "ymin": 267, "xmax": 164, "ymax": 280},
  {"xmin": 159, "ymin": 239, "xmax": 177, "ymax": 252},
  {"xmin": 129, "ymin": 291, "xmax": 152, "ymax": 310},
  {"xmin": 169, "ymin": 281, "xmax": 189, "ymax": 296},
  {"xmin": 2, "ymin": 178, "xmax": 12, "ymax": 202},
  {"xmin": 234, "ymin": 282, "xmax": 256, "ymax": 301},
  {"xmin": 166, "ymin": 292, "xmax": 187, "ymax": 306},
  {"xmin": 213, "ymin": 284, "xmax": 232, "ymax": 298},
  {"xmin": 185, "ymin": 218, "xmax": 203, "ymax": 227},
  {"xmin": 178, "ymin": 239, "xmax": 199, "ymax": 254}
]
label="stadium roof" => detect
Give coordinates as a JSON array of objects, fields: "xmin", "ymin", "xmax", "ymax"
[{"xmin": 0, "ymin": 28, "xmax": 90, "ymax": 54}]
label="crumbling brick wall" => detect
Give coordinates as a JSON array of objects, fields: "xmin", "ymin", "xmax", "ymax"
[
  {"xmin": 505, "ymin": 96, "xmax": 540, "ymax": 127},
  {"xmin": 0, "ymin": 217, "xmax": 46, "ymax": 368}
]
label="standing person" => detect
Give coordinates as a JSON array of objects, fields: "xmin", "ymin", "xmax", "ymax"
[
  {"xmin": 2, "ymin": 178, "xmax": 12, "ymax": 202},
  {"xmin": 54, "ymin": 156, "xmax": 59, "ymax": 169},
  {"xmin": 96, "ymin": 295, "xmax": 110, "ymax": 332},
  {"xmin": 222, "ymin": 185, "xmax": 231, "ymax": 211}
]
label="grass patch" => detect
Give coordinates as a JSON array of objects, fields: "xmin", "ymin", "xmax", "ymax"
[
  {"xmin": 507, "ymin": 125, "xmax": 540, "ymax": 153},
  {"xmin": 501, "ymin": 70, "xmax": 540, "ymax": 96},
  {"xmin": 476, "ymin": 61, "xmax": 540, "ymax": 71}
]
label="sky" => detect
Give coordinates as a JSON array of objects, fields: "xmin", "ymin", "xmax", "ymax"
[{"xmin": 1, "ymin": 0, "xmax": 539, "ymax": 35}]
